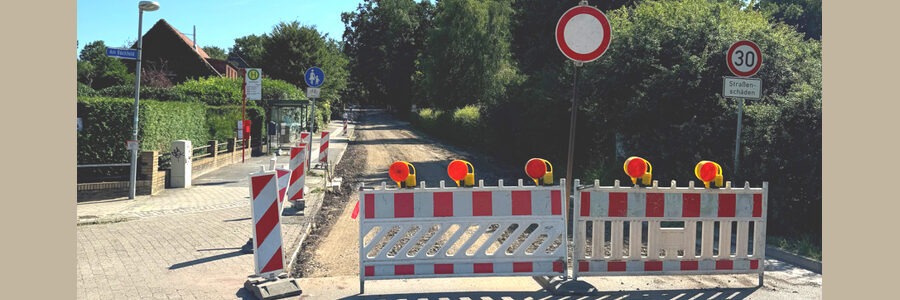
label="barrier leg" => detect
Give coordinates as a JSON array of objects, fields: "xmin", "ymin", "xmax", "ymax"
[{"xmin": 532, "ymin": 276, "xmax": 557, "ymax": 294}]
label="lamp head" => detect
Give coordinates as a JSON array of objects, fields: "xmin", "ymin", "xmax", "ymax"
[{"xmin": 139, "ymin": 1, "xmax": 160, "ymax": 11}]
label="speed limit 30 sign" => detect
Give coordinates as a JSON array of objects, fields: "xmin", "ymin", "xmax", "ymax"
[{"xmin": 726, "ymin": 40, "xmax": 762, "ymax": 77}]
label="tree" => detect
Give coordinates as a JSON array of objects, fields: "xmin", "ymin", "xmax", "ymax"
[
  {"xmin": 422, "ymin": 0, "xmax": 522, "ymax": 110},
  {"xmin": 342, "ymin": 0, "xmax": 434, "ymax": 113},
  {"xmin": 202, "ymin": 46, "xmax": 228, "ymax": 60},
  {"xmin": 230, "ymin": 34, "xmax": 267, "ymax": 67},
  {"xmin": 757, "ymin": 0, "xmax": 821, "ymax": 40},
  {"xmin": 576, "ymin": 0, "xmax": 821, "ymax": 236},
  {"xmin": 78, "ymin": 40, "xmax": 134, "ymax": 89}
]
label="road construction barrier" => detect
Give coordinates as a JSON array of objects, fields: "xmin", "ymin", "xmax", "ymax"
[
  {"xmin": 249, "ymin": 170, "xmax": 286, "ymax": 278},
  {"xmin": 358, "ymin": 179, "xmax": 568, "ymax": 293},
  {"xmin": 287, "ymin": 146, "xmax": 307, "ymax": 202},
  {"xmin": 318, "ymin": 131, "xmax": 330, "ymax": 166},
  {"xmin": 572, "ymin": 179, "xmax": 768, "ymax": 285},
  {"xmin": 275, "ymin": 167, "xmax": 291, "ymax": 212},
  {"xmin": 300, "ymin": 131, "xmax": 312, "ymax": 168}
]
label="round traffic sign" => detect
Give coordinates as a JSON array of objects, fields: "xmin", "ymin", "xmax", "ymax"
[
  {"xmin": 304, "ymin": 67, "xmax": 325, "ymax": 87},
  {"xmin": 556, "ymin": 5, "xmax": 612, "ymax": 63},
  {"xmin": 726, "ymin": 40, "xmax": 762, "ymax": 77}
]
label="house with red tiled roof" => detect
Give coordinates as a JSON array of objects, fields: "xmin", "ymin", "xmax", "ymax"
[{"xmin": 131, "ymin": 19, "xmax": 240, "ymax": 83}]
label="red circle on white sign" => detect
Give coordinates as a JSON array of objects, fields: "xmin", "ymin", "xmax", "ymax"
[
  {"xmin": 556, "ymin": 5, "xmax": 612, "ymax": 63},
  {"xmin": 726, "ymin": 40, "xmax": 762, "ymax": 77}
]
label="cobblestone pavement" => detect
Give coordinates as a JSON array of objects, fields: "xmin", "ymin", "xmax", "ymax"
[{"xmin": 77, "ymin": 121, "xmax": 353, "ymax": 299}]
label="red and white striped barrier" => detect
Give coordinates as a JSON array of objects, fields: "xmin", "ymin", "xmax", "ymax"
[
  {"xmin": 299, "ymin": 131, "xmax": 312, "ymax": 170},
  {"xmin": 275, "ymin": 167, "xmax": 291, "ymax": 212},
  {"xmin": 318, "ymin": 131, "xmax": 330, "ymax": 165},
  {"xmin": 358, "ymin": 179, "xmax": 568, "ymax": 293},
  {"xmin": 572, "ymin": 179, "xmax": 768, "ymax": 285},
  {"xmin": 248, "ymin": 171, "xmax": 286, "ymax": 278},
  {"xmin": 287, "ymin": 146, "xmax": 306, "ymax": 202}
]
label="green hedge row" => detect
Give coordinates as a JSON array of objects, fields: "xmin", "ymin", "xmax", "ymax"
[
  {"xmin": 411, "ymin": 105, "xmax": 485, "ymax": 148},
  {"xmin": 77, "ymin": 97, "xmax": 266, "ymax": 165}
]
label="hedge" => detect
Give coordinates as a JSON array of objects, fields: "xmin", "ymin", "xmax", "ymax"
[
  {"xmin": 99, "ymin": 85, "xmax": 186, "ymax": 101},
  {"xmin": 77, "ymin": 97, "xmax": 209, "ymax": 165}
]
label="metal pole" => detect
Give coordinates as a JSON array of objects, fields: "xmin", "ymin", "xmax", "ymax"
[
  {"xmin": 308, "ymin": 98, "xmax": 316, "ymax": 171},
  {"xmin": 734, "ymin": 98, "xmax": 744, "ymax": 178},
  {"xmin": 129, "ymin": 8, "xmax": 144, "ymax": 200},
  {"xmin": 242, "ymin": 69, "xmax": 247, "ymax": 163},
  {"xmin": 565, "ymin": 62, "xmax": 580, "ymax": 220}
]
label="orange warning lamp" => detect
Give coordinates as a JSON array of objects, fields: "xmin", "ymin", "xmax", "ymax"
[
  {"xmin": 389, "ymin": 161, "xmax": 417, "ymax": 188},
  {"xmin": 694, "ymin": 160, "xmax": 724, "ymax": 188},
  {"xmin": 623, "ymin": 156, "xmax": 652, "ymax": 185},
  {"xmin": 525, "ymin": 158, "xmax": 554, "ymax": 186},
  {"xmin": 447, "ymin": 159, "xmax": 475, "ymax": 187}
]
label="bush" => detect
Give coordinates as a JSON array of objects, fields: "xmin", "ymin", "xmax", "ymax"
[
  {"xmin": 98, "ymin": 85, "xmax": 186, "ymax": 101},
  {"xmin": 173, "ymin": 77, "xmax": 243, "ymax": 105},
  {"xmin": 205, "ymin": 105, "xmax": 266, "ymax": 143},
  {"xmin": 77, "ymin": 97, "xmax": 210, "ymax": 165},
  {"xmin": 77, "ymin": 82, "xmax": 99, "ymax": 97},
  {"xmin": 172, "ymin": 76, "xmax": 305, "ymax": 106}
]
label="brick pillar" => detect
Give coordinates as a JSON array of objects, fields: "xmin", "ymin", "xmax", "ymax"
[{"xmin": 139, "ymin": 151, "xmax": 159, "ymax": 195}]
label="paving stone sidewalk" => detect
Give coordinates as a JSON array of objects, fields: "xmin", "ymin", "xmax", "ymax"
[{"xmin": 77, "ymin": 121, "xmax": 353, "ymax": 300}]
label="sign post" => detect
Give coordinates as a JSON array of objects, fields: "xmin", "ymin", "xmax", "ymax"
[
  {"xmin": 305, "ymin": 67, "xmax": 325, "ymax": 168},
  {"xmin": 305, "ymin": 67, "xmax": 325, "ymax": 133},
  {"xmin": 725, "ymin": 40, "xmax": 763, "ymax": 178},
  {"xmin": 241, "ymin": 68, "xmax": 263, "ymax": 163},
  {"xmin": 556, "ymin": 1, "xmax": 612, "ymax": 214}
]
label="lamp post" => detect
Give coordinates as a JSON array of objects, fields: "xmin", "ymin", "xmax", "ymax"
[{"xmin": 129, "ymin": 1, "xmax": 160, "ymax": 199}]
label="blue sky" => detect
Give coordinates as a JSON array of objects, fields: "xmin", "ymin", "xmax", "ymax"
[{"xmin": 77, "ymin": 0, "xmax": 365, "ymax": 56}]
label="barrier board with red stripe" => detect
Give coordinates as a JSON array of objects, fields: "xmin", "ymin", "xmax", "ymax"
[
  {"xmin": 275, "ymin": 167, "xmax": 291, "ymax": 212},
  {"xmin": 572, "ymin": 179, "xmax": 767, "ymax": 283},
  {"xmin": 318, "ymin": 131, "xmax": 330, "ymax": 165},
  {"xmin": 358, "ymin": 179, "xmax": 568, "ymax": 293},
  {"xmin": 249, "ymin": 171, "xmax": 286, "ymax": 278},
  {"xmin": 300, "ymin": 131, "xmax": 312, "ymax": 167},
  {"xmin": 287, "ymin": 146, "xmax": 306, "ymax": 202}
]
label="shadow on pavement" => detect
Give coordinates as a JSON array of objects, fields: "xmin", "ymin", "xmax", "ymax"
[
  {"xmin": 168, "ymin": 250, "xmax": 246, "ymax": 270},
  {"xmin": 193, "ymin": 180, "xmax": 240, "ymax": 186},
  {"xmin": 234, "ymin": 287, "xmax": 256, "ymax": 299},
  {"xmin": 338, "ymin": 286, "xmax": 760, "ymax": 300}
]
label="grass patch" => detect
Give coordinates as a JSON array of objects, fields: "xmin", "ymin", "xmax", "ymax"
[{"xmin": 767, "ymin": 234, "xmax": 821, "ymax": 261}]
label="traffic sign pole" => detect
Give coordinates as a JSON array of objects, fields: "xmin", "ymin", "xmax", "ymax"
[
  {"xmin": 242, "ymin": 69, "xmax": 247, "ymax": 163},
  {"xmin": 734, "ymin": 98, "xmax": 744, "ymax": 179},
  {"xmin": 564, "ymin": 62, "xmax": 579, "ymax": 217},
  {"xmin": 725, "ymin": 40, "xmax": 762, "ymax": 179},
  {"xmin": 556, "ymin": 2, "xmax": 611, "ymax": 222}
]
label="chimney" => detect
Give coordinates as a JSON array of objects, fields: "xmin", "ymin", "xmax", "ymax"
[{"xmin": 193, "ymin": 25, "xmax": 197, "ymax": 50}]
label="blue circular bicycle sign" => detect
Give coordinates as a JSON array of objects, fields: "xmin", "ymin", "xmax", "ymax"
[{"xmin": 304, "ymin": 67, "xmax": 325, "ymax": 87}]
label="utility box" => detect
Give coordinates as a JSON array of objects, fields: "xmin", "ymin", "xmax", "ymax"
[{"xmin": 171, "ymin": 140, "xmax": 192, "ymax": 188}]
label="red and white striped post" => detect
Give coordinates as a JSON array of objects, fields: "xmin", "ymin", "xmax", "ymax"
[
  {"xmin": 318, "ymin": 131, "xmax": 330, "ymax": 166},
  {"xmin": 300, "ymin": 131, "xmax": 312, "ymax": 170},
  {"xmin": 275, "ymin": 167, "xmax": 291, "ymax": 213},
  {"xmin": 248, "ymin": 171, "xmax": 286, "ymax": 278},
  {"xmin": 288, "ymin": 146, "xmax": 307, "ymax": 205}
]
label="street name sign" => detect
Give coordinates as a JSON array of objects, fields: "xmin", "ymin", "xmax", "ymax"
[
  {"xmin": 723, "ymin": 77, "xmax": 762, "ymax": 99},
  {"xmin": 106, "ymin": 47, "xmax": 138, "ymax": 60}
]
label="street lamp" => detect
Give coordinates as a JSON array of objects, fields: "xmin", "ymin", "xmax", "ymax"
[{"xmin": 129, "ymin": 1, "xmax": 160, "ymax": 199}]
